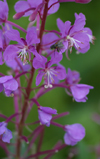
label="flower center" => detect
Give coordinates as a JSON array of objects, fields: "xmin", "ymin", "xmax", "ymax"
[
  {"xmin": 44, "ymin": 68, "xmax": 57, "ymax": 88},
  {"xmin": 66, "ymin": 35, "xmax": 82, "ymax": 51},
  {"xmin": 18, "ymin": 46, "xmax": 29, "ymax": 65}
]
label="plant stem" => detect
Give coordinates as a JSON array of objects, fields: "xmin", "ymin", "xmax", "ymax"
[
  {"xmin": 16, "ymin": 1, "xmax": 49, "ymax": 158},
  {"xmin": 37, "ymin": 0, "xmax": 49, "ymax": 52},
  {"xmin": 16, "ymin": 67, "xmax": 35, "ymax": 158}
]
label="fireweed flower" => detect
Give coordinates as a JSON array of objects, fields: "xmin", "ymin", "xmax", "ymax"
[
  {"xmin": 65, "ymin": 68, "xmax": 80, "ymax": 85},
  {"xmin": 0, "ymin": 121, "xmax": 12, "ymax": 143},
  {"xmin": 65, "ymin": 68, "xmax": 94, "ymax": 102},
  {"xmin": 0, "ymin": 0, "xmax": 9, "ymax": 24},
  {"xmin": 14, "ymin": 0, "xmax": 59, "ymax": 20},
  {"xmin": 0, "ymin": 24, "xmax": 13, "ymax": 65},
  {"xmin": 0, "ymin": 75, "xmax": 18, "ymax": 97},
  {"xmin": 0, "ymin": 26, "xmax": 11, "ymax": 50},
  {"xmin": 70, "ymin": 84, "xmax": 94, "ymax": 102},
  {"xmin": 33, "ymin": 52, "xmax": 66, "ymax": 88},
  {"xmin": 64, "ymin": 123, "xmax": 85, "ymax": 146},
  {"xmin": 3, "ymin": 27, "xmax": 40, "ymax": 65},
  {"xmin": 57, "ymin": 13, "xmax": 94, "ymax": 55},
  {"xmin": 38, "ymin": 106, "xmax": 57, "ymax": 127}
]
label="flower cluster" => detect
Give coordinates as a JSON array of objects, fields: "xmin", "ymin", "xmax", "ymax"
[{"xmin": 0, "ymin": 0, "xmax": 94, "ymax": 159}]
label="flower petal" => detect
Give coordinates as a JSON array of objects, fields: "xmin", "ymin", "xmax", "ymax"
[
  {"xmin": 3, "ymin": 45, "xmax": 19, "ymax": 62},
  {"xmin": 71, "ymin": 84, "xmax": 93, "ymax": 100},
  {"xmin": 33, "ymin": 56, "xmax": 47, "ymax": 69},
  {"xmin": 0, "ymin": 0, "xmax": 8, "ymax": 20},
  {"xmin": 28, "ymin": 0, "xmax": 42, "ymax": 7},
  {"xmin": 38, "ymin": 110, "xmax": 52, "ymax": 127},
  {"xmin": 5, "ymin": 29, "xmax": 22, "ymax": 44},
  {"xmin": 40, "ymin": 106, "xmax": 57, "ymax": 114},
  {"xmin": 0, "ymin": 122, "xmax": 7, "ymax": 135},
  {"xmin": 2, "ymin": 128, "xmax": 12, "ymax": 143},
  {"xmin": 64, "ymin": 133, "xmax": 77, "ymax": 146},
  {"xmin": 57, "ymin": 18, "xmax": 65, "ymax": 33},
  {"xmin": 48, "ymin": 51, "xmax": 62, "ymax": 67},
  {"xmin": 26, "ymin": 28, "xmax": 40, "ymax": 45},
  {"xmin": 65, "ymin": 124, "xmax": 85, "ymax": 141},
  {"xmin": 48, "ymin": 0, "xmax": 60, "ymax": 14},
  {"xmin": 0, "ymin": 75, "xmax": 13, "ymax": 83},
  {"xmin": 14, "ymin": 1, "xmax": 32, "ymax": 17},
  {"xmin": 36, "ymin": 71, "xmax": 44, "ymax": 86},
  {"xmin": 3, "ymin": 79, "xmax": 18, "ymax": 91},
  {"xmin": 55, "ymin": 65, "xmax": 66, "ymax": 80}
]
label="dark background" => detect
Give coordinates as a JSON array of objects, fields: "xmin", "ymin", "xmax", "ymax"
[{"xmin": 0, "ymin": 0, "xmax": 100, "ymax": 158}]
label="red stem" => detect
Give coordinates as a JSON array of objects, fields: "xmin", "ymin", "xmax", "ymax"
[
  {"xmin": 36, "ymin": 126, "xmax": 45, "ymax": 159},
  {"xmin": 37, "ymin": 0, "xmax": 49, "ymax": 52},
  {"xmin": 16, "ymin": 1, "xmax": 49, "ymax": 158}
]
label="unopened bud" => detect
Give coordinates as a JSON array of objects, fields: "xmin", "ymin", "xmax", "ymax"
[
  {"xmin": 59, "ymin": 0, "xmax": 91, "ymax": 3},
  {"xmin": 13, "ymin": 12, "xmax": 25, "ymax": 20},
  {"xmin": 75, "ymin": 0, "xmax": 91, "ymax": 3},
  {"xmin": 29, "ymin": 10, "xmax": 38, "ymax": 22}
]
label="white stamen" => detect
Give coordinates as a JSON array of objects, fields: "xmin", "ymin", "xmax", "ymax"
[
  {"xmin": 67, "ymin": 35, "xmax": 82, "ymax": 50},
  {"xmin": 18, "ymin": 47, "xmax": 28, "ymax": 65},
  {"xmin": 44, "ymin": 69, "xmax": 57, "ymax": 89}
]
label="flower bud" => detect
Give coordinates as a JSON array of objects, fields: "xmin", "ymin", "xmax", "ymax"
[
  {"xmin": 29, "ymin": 10, "xmax": 38, "ymax": 22},
  {"xmin": 59, "ymin": 0, "xmax": 91, "ymax": 3},
  {"xmin": 13, "ymin": 12, "xmax": 25, "ymax": 20},
  {"xmin": 75, "ymin": 0, "xmax": 91, "ymax": 3}
]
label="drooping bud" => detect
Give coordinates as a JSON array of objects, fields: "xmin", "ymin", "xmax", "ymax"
[
  {"xmin": 75, "ymin": 0, "xmax": 91, "ymax": 3},
  {"xmin": 59, "ymin": 0, "xmax": 91, "ymax": 3},
  {"xmin": 13, "ymin": 12, "xmax": 25, "ymax": 20},
  {"xmin": 29, "ymin": 10, "xmax": 38, "ymax": 22}
]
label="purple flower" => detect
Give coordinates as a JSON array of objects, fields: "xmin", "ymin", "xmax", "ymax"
[
  {"xmin": 33, "ymin": 52, "xmax": 66, "ymax": 88},
  {"xmin": 14, "ymin": 0, "xmax": 59, "ymax": 20},
  {"xmin": 0, "ymin": 122, "xmax": 12, "ymax": 143},
  {"xmin": 0, "ymin": 0, "xmax": 9, "ymax": 24},
  {"xmin": 65, "ymin": 68, "xmax": 93, "ymax": 102},
  {"xmin": 57, "ymin": 13, "xmax": 94, "ymax": 55},
  {"xmin": 3, "ymin": 27, "xmax": 40, "ymax": 65},
  {"xmin": 65, "ymin": 68, "xmax": 80, "ymax": 85},
  {"xmin": 70, "ymin": 84, "xmax": 94, "ymax": 102},
  {"xmin": 38, "ymin": 106, "xmax": 57, "ymax": 127},
  {"xmin": 64, "ymin": 123, "xmax": 85, "ymax": 146},
  {"xmin": 0, "ymin": 24, "xmax": 12, "ymax": 49},
  {"xmin": 0, "ymin": 25, "xmax": 12, "ymax": 65},
  {"xmin": 0, "ymin": 75, "xmax": 18, "ymax": 97}
]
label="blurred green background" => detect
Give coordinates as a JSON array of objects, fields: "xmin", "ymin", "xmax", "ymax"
[{"xmin": 0, "ymin": 0, "xmax": 100, "ymax": 158}]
